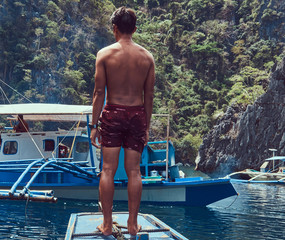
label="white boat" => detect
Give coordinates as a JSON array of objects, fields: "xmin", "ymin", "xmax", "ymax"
[
  {"xmin": 0, "ymin": 103, "xmax": 237, "ymax": 205},
  {"xmin": 226, "ymin": 149, "xmax": 285, "ymax": 183}
]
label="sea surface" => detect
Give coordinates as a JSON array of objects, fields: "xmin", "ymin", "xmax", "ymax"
[{"xmin": 1, "ymin": 173, "xmax": 285, "ymax": 239}]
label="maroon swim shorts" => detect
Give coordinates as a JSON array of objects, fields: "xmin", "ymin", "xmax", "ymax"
[{"xmin": 99, "ymin": 104, "xmax": 147, "ymax": 153}]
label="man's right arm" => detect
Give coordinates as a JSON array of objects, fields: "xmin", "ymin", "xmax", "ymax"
[
  {"xmin": 143, "ymin": 55, "xmax": 155, "ymax": 141},
  {"xmin": 90, "ymin": 50, "xmax": 107, "ymax": 147}
]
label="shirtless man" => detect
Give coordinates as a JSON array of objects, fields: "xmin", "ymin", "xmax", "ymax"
[{"xmin": 90, "ymin": 7, "xmax": 155, "ymax": 236}]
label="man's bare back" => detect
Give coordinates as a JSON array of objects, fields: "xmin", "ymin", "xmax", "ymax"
[{"xmin": 98, "ymin": 39, "xmax": 154, "ymax": 106}]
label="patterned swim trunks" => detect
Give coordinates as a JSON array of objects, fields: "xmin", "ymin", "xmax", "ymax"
[{"xmin": 99, "ymin": 104, "xmax": 147, "ymax": 153}]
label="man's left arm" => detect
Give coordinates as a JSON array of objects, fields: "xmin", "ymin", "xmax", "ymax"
[{"xmin": 143, "ymin": 55, "xmax": 155, "ymax": 143}]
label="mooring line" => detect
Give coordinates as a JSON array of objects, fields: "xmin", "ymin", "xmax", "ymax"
[{"xmin": 72, "ymin": 228, "xmax": 170, "ymax": 238}]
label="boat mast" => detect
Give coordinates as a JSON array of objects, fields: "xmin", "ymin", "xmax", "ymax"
[
  {"xmin": 269, "ymin": 149, "xmax": 277, "ymax": 171},
  {"xmin": 86, "ymin": 115, "xmax": 96, "ymax": 173},
  {"xmin": 166, "ymin": 114, "xmax": 170, "ymax": 180},
  {"xmin": 152, "ymin": 113, "xmax": 170, "ymax": 181}
]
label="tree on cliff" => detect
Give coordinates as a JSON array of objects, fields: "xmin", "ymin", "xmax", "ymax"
[{"xmin": 0, "ymin": 0, "xmax": 284, "ymax": 165}]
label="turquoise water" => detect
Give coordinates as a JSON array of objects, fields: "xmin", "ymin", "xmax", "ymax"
[{"xmin": 1, "ymin": 183, "xmax": 285, "ymax": 239}]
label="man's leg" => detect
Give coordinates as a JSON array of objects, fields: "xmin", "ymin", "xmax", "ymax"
[
  {"xmin": 124, "ymin": 148, "xmax": 142, "ymax": 235},
  {"xmin": 98, "ymin": 147, "xmax": 121, "ymax": 235}
]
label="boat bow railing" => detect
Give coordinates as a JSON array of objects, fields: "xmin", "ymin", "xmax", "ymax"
[
  {"xmin": 225, "ymin": 161, "xmax": 285, "ymax": 182},
  {"xmin": 248, "ymin": 161, "xmax": 283, "ymax": 182}
]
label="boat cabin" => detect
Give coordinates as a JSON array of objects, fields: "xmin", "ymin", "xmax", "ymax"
[
  {"xmin": 264, "ymin": 156, "xmax": 285, "ymax": 174},
  {"xmin": 0, "ymin": 104, "xmax": 177, "ymax": 182},
  {"xmin": 260, "ymin": 161, "xmax": 269, "ymax": 173},
  {"xmin": 0, "ymin": 130, "xmax": 98, "ymax": 166}
]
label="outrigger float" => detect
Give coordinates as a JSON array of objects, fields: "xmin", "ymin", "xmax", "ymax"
[
  {"xmin": 225, "ymin": 149, "xmax": 285, "ymax": 184},
  {"xmin": 0, "ymin": 103, "xmax": 237, "ymax": 205},
  {"xmin": 64, "ymin": 212, "xmax": 188, "ymax": 240}
]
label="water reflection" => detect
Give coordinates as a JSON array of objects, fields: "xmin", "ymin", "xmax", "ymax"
[
  {"xmin": 1, "ymin": 183, "xmax": 285, "ymax": 239},
  {"xmin": 0, "ymin": 200, "xmax": 99, "ymax": 240},
  {"xmin": 209, "ymin": 183, "xmax": 285, "ymax": 240}
]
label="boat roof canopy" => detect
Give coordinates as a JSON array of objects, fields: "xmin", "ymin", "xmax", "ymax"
[
  {"xmin": 0, "ymin": 103, "xmax": 92, "ymax": 122},
  {"xmin": 266, "ymin": 156, "xmax": 285, "ymax": 161}
]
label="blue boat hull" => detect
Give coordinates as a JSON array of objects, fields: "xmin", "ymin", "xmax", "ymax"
[{"xmin": 0, "ymin": 170, "xmax": 237, "ymax": 206}]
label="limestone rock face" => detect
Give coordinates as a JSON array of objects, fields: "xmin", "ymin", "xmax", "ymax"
[{"xmin": 195, "ymin": 58, "xmax": 285, "ymax": 175}]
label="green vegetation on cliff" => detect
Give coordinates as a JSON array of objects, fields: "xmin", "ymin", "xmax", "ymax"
[{"xmin": 0, "ymin": 0, "xmax": 284, "ymax": 164}]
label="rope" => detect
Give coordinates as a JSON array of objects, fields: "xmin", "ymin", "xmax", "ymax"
[
  {"xmin": 16, "ymin": 117, "xmax": 45, "ymax": 159},
  {"xmin": 21, "ymin": 123, "xmax": 45, "ymax": 159},
  {"xmin": 0, "ymin": 79, "xmax": 32, "ymax": 103},
  {"xmin": 68, "ymin": 113, "xmax": 83, "ymax": 159},
  {"xmin": 25, "ymin": 189, "xmax": 31, "ymax": 219},
  {"xmin": 0, "ymin": 86, "xmax": 6, "ymax": 104},
  {"xmin": 0, "ymin": 80, "xmax": 85, "ymax": 161},
  {"xmin": 51, "ymin": 120, "xmax": 79, "ymax": 159},
  {"xmin": 225, "ymin": 192, "xmax": 239, "ymax": 209},
  {"xmin": 71, "ymin": 227, "xmax": 171, "ymax": 238},
  {"xmin": 72, "ymin": 232, "xmax": 102, "ymax": 238},
  {"xmin": 112, "ymin": 222, "xmax": 125, "ymax": 240},
  {"xmin": 121, "ymin": 228, "xmax": 170, "ymax": 234},
  {"xmin": 0, "ymin": 83, "xmax": 45, "ymax": 158},
  {"xmin": 0, "ymin": 86, "xmax": 11, "ymax": 104}
]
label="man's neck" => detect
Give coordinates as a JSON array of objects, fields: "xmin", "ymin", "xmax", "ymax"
[
  {"xmin": 115, "ymin": 32, "xmax": 133, "ymax": 43},
  {"xmin": 118, "ymin": 37, "xmax": 133, "ymax": 44}
]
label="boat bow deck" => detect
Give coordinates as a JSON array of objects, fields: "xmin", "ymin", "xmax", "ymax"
[{"xmin": 64, "ymin": 212, "xmax": 188, "ymax": 240}]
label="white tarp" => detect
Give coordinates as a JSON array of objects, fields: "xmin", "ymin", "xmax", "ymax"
[
  {"xmin": 266, "ymin": 156, "xmax": 285, "ymax": 161},
  {"xmin": 0, "ymin": 103, "xmax": 92, "ymax": 122}
]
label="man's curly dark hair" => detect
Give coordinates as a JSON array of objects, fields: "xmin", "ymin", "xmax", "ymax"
[{"xmin": 110, "ymin": 7, "xmax": 136, "ymax": 34}]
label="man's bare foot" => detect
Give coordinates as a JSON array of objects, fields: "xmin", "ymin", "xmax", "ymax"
[
  {"xmin": 127, "ymin": 222, "xmax": 142, "ymax": 236},
  {"xmin": 97, "ymin": 223, "xmax": 112, "ymax": 236}
]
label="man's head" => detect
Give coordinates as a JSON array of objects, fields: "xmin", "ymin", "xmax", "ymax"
[{"xmin": 110, "ymin": 7, "xmax": 136, "ymax": 34}]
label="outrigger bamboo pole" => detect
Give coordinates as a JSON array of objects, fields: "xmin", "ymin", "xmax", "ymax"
[
  {"xmin": 9, "ymin": 159, "xmax": 44, "ymax": 195},
  {"xmin": 19, "ymin": 160, "xmax": 57, "ymax": 196},
  {"xmin": 0, "ymin": 191, "xmax": 57, "ymax": 203}
]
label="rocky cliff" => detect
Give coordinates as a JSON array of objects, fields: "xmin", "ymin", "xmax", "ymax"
[{"xmin": 195, "ymin": 57, "xmax": 285, "ymax": 176}]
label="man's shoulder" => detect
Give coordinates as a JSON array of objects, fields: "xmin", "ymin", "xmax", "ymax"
[
  {"xmin": 97, "ymin": 43, "xmax": 119, "ymax": 57},
  {"xmin": 135, "ymin": 43, "xmax": 151, "ymax": 54},
  {"xmin": 134, "ymin": 43, "xmax": 154, "ymax": 62}
]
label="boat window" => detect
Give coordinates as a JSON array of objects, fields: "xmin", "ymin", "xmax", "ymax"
[
  {"xmin": 76, "ymin": 142, "xmax": 89, "ymax": 153},
  {"xmin": 58, "ymin": 137, "xmax": 73, "ymax": 158},
  {"xmin": 3, "ymin": 141, "xmax": 18, "ymax": 155},
  {"xmin": 44, "ymin": 140, "xmax": 55, "ymax": 151}
]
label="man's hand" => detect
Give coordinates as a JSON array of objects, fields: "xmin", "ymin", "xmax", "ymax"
[
  {"xmin": 144, "ymin": 130, "xmax": 149, "ymax": 146},
  {"xmin": 90, "ymin": 128, "xmax": 101, "ymax": 148}
]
